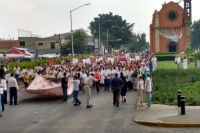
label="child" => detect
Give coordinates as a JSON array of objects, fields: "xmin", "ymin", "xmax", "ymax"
[{"xmin": 137, "ymin": 75, "xmax": 144, "ymax": 107}]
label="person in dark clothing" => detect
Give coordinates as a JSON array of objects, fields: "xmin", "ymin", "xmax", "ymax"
[
  {"xmin": 0, "ymin": 65, "xmax": 5, "ymax": 79},
  {"xmin": 120, "ymin": 72, "xmax": 128, "ymax": 102},
  {"xmin": 61, "ymin": 72, "xmax": 68, "ymax": 102},
  {"xmin": 110, "ymin": 73, "xmax": 124, "ymax": 107}
]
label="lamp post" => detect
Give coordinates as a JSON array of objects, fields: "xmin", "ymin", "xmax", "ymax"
[
  {"xmin": 8, "ymin": 35, "xmax": 11, "ymax": 48},
  {"xmin": 98, "ymin": 19, "xmax": 111, "ymax": 55},
  {"xmin": 107, "ymin": 26, "xmax": 117, "ymax": 53},
  {"xmin": 70, "ymin": 3, "xmax": 90, "ymax": 58}
]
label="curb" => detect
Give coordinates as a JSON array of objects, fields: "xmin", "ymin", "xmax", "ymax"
[{"xmin": 134, "ymin": 119, "xmax": 200, "ymax": 127}]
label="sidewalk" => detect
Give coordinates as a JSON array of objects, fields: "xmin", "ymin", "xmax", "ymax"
[{"xmin": 134, "ymin": 104, "xmax": 200, "ymax": 127}]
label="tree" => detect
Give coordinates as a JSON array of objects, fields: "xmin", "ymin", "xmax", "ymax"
[
  {"xmin": 129, "ymin": 33, "xmax": 149, "ymax": 52},
  {"xmin": 191, "ymin": 20, "xmax": 200, "ymax": 50},
  {"xmin": 89, "ymin": 12, "xmax": 134, "ymax": 49},
  {"xmin": 64, "ymin": 29, "xmax": 88, "ymax": 54},
  {"xmin": 185, "ymin": 46, "xmax": 191, "ymax": 59}
]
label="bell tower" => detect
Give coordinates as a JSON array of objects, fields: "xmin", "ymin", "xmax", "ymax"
[
  {"xmin": 184, "ymin": 0, "xmax": 192, "ymax": 24},
  {"xmin": 183, "ymin": 0, "xmax": 192, "ymax": 46}
]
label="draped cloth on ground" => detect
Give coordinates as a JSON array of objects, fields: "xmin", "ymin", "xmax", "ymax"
[{"xmin": 18, "ymin": 75, "xmax": 73, "ymax": 96}]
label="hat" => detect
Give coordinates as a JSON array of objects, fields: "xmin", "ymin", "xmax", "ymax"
[{"xmin": 145, "ymin": 71, "xmax": 150, "ymax": 75}]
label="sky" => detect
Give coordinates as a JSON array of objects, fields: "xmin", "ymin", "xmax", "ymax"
[{"xmin": 0, "ymin": 0, "xmax": 199, "ymax": 42}]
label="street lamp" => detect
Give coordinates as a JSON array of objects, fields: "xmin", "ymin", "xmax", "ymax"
[
  {"xmin": 98, "ymin": 19, "xmax": 111, "ymax": 55},
  {"xmin": 8, "ymin": 35, "xmax": 11, "ymax": 48},
  {"xmin": 107, "ymin": 26, "xmax": 117, "ymax": 53},
  {"xmin": 70, "ymin": 3, "xmax": 90, "ymax": 58}
]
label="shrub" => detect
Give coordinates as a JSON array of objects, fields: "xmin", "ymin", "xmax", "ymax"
[
  {"xmin": 155, "ymin": 52, "xmax": 178, "ymax": 55},
  {"xmin": 151, "ymin": 69, "xmax": 200, "ymax": 105},
  {"xmin": 156, "ymin": 55, "xmax": 175, "ymax": 61},
  {"xmin": 8, "ymin": 54, "xmax": 92, "ymax": 72}
]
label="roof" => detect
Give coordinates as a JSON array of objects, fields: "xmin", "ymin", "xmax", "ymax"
[{"xmin": 7, "ymin": 49, "xmax": 31, "ymax": 57}]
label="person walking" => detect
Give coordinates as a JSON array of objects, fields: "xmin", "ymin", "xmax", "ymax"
[
  {"xmin": 2, "ymin": 75, "xmax": 8, "ymax": 104},
  {"xmin": 103, "ymin": 67, "xmax": 110, "ymax": 91},
  {"xmin": 175, "ymin": 55, "xmax": 181, "ymax": 69},
  {"xmin": 120, "ymin": 72, "xmax": 127, "ymax": 102},
  {"xmin": 13, "ymin": 65, "xmax": 20, "ymax": 82},
  {"xmin": 1, "ymin": 54, "xmax": 9, "ymax": 70},
  {"xmin": 145, "ymin": 73, "xmax": 152, "ymax": 108},
  {"xmin": 95, "ymin": 68, "xmax": 101, "ymax": 93},
  {"xmin": 23, "ymin": 72, "xmax": 30, "ymax": 89},
  {"xmin": 8, "ymin": 73, "xmax": 19, "ymax": 105},
  {"xmin": 85, "ymin": 73, "xmax": 97, "ymax": 108},
  {"xmin": 61, "ymin": 72, "xmax": 68, "ymax": 102},
  {"xmin": 0, "ymin": 65, "xmax": 5, "ymax": 79},
  {"xmin": 137, "ymin": 75, "xmax": 144, "ymax": 107},
  {"xmin": 0, "ymin": 78, "xmax": 3, "ymax": 117},
  {"xmin": 0, "ymin": 78, "xmax": 4, "ymax": 113},
  {"xmin": 182, "ymin": 57, "xmax": 189, "ymax": 69},
  {"xmin": 127, "ymin": 68, "xmax": 133, "ymax": 90},
  {"xmin": 71, "ymin": 75, "xmax": 81, "ymax": 106},
  {"xmin": 110, "ymin": 73, "xmax": 124, "ymax": 107}
]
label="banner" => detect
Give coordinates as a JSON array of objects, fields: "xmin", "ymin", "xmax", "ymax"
[{"xmin": 72, "ymin": 58, "xmax": 78, "ymax": 64}]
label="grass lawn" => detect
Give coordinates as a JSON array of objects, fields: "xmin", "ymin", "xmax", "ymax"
[
  {"xmin": 148, "ymin": 65, "xmax": 200, "ymax": 106},
  {"xmin": 157, "ymin": 61, "xmax": 196, "ymax": 69}
]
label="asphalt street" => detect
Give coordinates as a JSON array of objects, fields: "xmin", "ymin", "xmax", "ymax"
[{"xmin": 0, "ymin": 89, "xmax": 200, "ymax": 133}]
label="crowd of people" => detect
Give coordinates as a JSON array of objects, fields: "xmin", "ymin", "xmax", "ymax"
[{"xmin": 0, "ymin": 52, "xmax": 155, "ymax": 117}]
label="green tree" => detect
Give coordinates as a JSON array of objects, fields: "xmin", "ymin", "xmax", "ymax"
[
  {"xmin": 89, "ymin": 12, "xmax": 134, "ymax": 49},
  {"xmin": 191, "ymin": 20, "xmax": 200, "ymax": 50},
  {"xmin": 185, "ymin": 46, "xmax": 191, "ymax": 59},
  {"xmin": 129, "ymin": 33, "xmax": 149, "ymax": 52},
  {"xmin": 64, "ymin": 29, "xmax": 88, "ymax": 54}
]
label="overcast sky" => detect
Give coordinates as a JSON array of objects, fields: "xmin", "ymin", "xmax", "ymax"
[{"xmin": 0, "ymin": 0, "xmax": 199, "ymax": 42}]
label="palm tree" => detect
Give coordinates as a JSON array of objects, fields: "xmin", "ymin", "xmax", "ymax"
[{"xmin": 185, "ymin": 46, "xmax": 191, "ymax": 59}]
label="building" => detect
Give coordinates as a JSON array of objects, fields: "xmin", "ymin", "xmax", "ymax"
[
  {"xmin": 0, "ymin": 39, "xmax": 20, "ymax": 53},
  {"xmin": 150, "ymin": 0, "xmax": 192, "ymax": 53},
  {"xmin": 18, "ymin": 33, "xmax": 70, "ymax": 54}
]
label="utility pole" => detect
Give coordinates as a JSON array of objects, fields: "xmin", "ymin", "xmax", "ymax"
[{"xmin": 59, "ymin": 33, "xmax": 62, "ymax": 58}]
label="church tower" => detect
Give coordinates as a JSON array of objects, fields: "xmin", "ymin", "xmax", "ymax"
[
  {"xmin": 184, "ymin": 0, "xmax": 192, "ymax": 46},
  {"xmin": 184, "ymin": 0, "xmax": 192, "ymax": 23}
]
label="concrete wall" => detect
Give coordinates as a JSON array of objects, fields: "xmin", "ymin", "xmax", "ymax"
[{"xmin": 18, "ymin": 37, "xmax": 37, "ymax": 50}]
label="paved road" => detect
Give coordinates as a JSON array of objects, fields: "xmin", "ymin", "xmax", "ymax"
[{"xmin": 0, "ymin": 89, "xmax": 200, "ymax": 133}]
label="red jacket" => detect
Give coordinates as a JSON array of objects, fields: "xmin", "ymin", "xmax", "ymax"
[{"xmin": 95, "ymin": 71, "xmax": 101, "ymax": 81}]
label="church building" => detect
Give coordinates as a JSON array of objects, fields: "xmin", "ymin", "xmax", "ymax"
[{"xmin": 150, "ymin": 0, "xmax": 192, "ymax": 53}]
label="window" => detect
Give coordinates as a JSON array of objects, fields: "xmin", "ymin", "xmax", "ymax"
[
  {"xmin": 51, "ymin": 42, "xmax": 55, "ymax": 49},
  {"xmin": 20, "ymin": 41, "xmax": 25, "ymax": 46},
  {"xmin": 167, "ymin": 11, "xmax": 178, "ymax": 21},
  {"xmin": 39, "ymin": 43, "xmax": 43, "ymax": 46}
]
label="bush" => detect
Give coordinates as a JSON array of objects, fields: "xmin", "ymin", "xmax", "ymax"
[
  {"xmin": 152, "ymin": 69, "xmax": 200, "ymax": 105},
  {"xmin": 156, "ymin": 55, "xmax": 175, "ymax": 61},
  {"xmin": 155, "ymin": 52, "xmax": 178, "ymax": 55},
  {"xmin": 156, "ymin": 55, "xmax": 194, "ymax": 62},
  {"xmin": 8, "ymin": 54, "xmax": 92, "ymax": 72}
]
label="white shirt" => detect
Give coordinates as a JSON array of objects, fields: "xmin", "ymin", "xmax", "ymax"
[
  {"xmin": 71, "ymin": 80, "xmax": 80, "ymax": 91},
  {"xmin": 140, "ymin": 66, "xmax": 146, "ymax": 74},
  {"xmin": 8, "ymin": 77, "xmax": 19, "ymax": 89},
  {"xmin": 2, "ymin": 79, "xmax": 7, "ymax": 90},
  {"xmin": 145, "ymin": 77, "xmax": 152, "ymax": 92},
  {"xmin": 0, "ymin": 83, "xmax": 4, "ymax": 94},
  {"xmin": 103, "ymin": 69, "xmax": 110, "ymax": 79},
  {"xmin": 57, "ymin": 72, "xmax": 64, "ymax": 79},
  {"xmin": 81, "ymin": 73, "xmax": 87, "ymax": 83},
  {"xmin": 127, "ymin": 71, "xmax": 133, "ymax": 81},
  {"xmin": 137, "ymin": 80, "xmax": 144, "ymax": 90},
  {"xmin": 175, "ymin": 57, "xmax": 181, "ymax": 64},
  {"xmin": 151, "ymin": 57, "xmax": 157, "ymax": 64},
  {"xmin": 85, "ymin": 76, "xmax": 97, "ymax": 86},
  {"xmin": 13, "ymin": 67, "xmax": 20, "ymax": 74}
]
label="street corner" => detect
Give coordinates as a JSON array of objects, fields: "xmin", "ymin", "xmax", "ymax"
[{"xmin": 134, "ymin": 119, "xmax": 200, "ymax": 127}]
